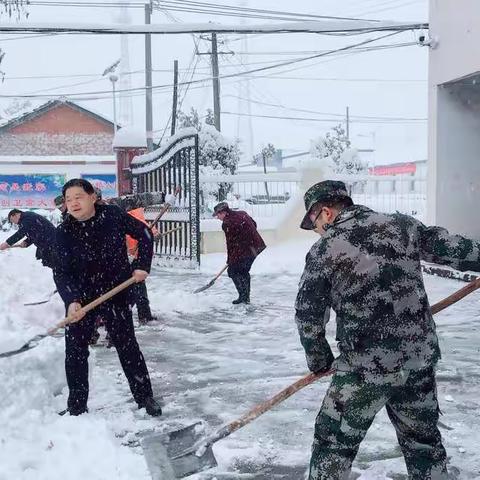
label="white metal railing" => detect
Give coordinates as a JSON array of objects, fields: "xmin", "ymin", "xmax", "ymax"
[
  {"xmin": 200, "ymin": 172, "xmax": 301, "ymax": 219},
  {"xmin": 199, "ymin": 171, "xmax": 426, "ymax": 222},
  {"xmin": 334, "ymin": 173, "xmax": 427, "ymax": 221}
]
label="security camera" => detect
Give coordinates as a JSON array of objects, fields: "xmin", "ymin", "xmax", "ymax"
[{"xmin": 417, "ymin": 34, "xmax": 439, "ymax": 49}]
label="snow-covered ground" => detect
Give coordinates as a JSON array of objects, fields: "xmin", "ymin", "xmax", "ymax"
[{"xmin": 1, "ymin": 231, "xmax": 479, "ymax": 479}]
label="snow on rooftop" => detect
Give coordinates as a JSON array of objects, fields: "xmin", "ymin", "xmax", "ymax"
[{"xmin": 112, "ymin": 126, "xmax": 147, "ymax": 148}]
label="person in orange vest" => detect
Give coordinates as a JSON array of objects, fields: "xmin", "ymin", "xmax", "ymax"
[{"xmin": 127, "ymin": 206, "xmax": 157, "ymax": 324}]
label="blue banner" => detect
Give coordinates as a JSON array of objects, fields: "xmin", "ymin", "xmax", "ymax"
[
  {"xmin": 0, "ymin": 174, "xmax": 66, "ymax": 209},
  {"xmin": 81, "ymin": 174, "xmax": 117, "ymax": 199}
]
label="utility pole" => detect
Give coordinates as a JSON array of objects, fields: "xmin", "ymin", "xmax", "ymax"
[
  {"xmin": 211, "ymin": 33, "xmax": 221, "ymax": 131},
  {"xmin": 346, "ymin": 106, "xmax": 350, "ymax": 141},
  {"xmin": 145, "ymin": 1, "xmax": 153, "ymax": 151},
  {"xmin": 171, "ymin": 59, "xmax": 179, "ymax": 136},
  {"xmin": 109, "ymin": 74, "xmax": 119, "ymax": 133}
]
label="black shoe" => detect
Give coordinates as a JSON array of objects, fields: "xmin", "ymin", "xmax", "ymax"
[
  {"xmin": 139, "ymin": 314, "xmax": 158, "ymax": 325},
  {"xmin": 232, "ymin": 297, "xmax": 249, "ymax": 305},
  {"xmin": 138, "ymin": 397, "xmax": 162, "ymax": 417},
  {"xmin": 58, "ymin": 407, "xmax": 88, "ymax": 416}
]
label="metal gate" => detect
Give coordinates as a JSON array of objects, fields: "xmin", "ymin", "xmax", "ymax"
[{"xmin": 131, "ymin": 132, "xmax": 200, "ymax": 267}]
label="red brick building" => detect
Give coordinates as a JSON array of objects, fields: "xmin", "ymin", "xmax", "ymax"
[
  {"xmin": 0, "ymin": 100, "xmax": 115, "ymax": 155},
  {"xmin": 0, "ymin": 100, "xmax": 119, "ymax": 208}
]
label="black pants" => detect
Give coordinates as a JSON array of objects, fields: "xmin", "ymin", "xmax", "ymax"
[
  {"xmin": 135, "ymin": 281, "xmax": 152, "ymax": 321},
  {"xmin": 65, "ymin": 300, "xmax": 153, "ymax": 414},
  {"xmin": 227, "ymin": 256, "xmax": 255, "ymax": 301}
]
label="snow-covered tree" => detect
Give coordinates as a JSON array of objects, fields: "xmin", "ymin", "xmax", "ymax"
[
  {"xmin": 311, "ymin": 125, "xmax": 350, "ymax": 171},
  {"xmin": 1, "ymin": 0, "xmax": 29, "ymax": 18},
  {"xmin": 177, "ymin": 108, "xmax": 241, "ymax": 202},
  {"xmin": 2, "ymin": 99, "xmax": 31, "ymax": 120},
  {"xmin": 311, "ymin": 124, "xmax": 368, "ymax": 193},
  {"xmin": 260, "ymin": 143, "xmax": 276, "ymax": 172}
]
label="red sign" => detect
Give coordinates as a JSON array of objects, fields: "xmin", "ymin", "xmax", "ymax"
[{"xmin": 369, "ymin": 163, "xmax": 416, "ymax": 176}]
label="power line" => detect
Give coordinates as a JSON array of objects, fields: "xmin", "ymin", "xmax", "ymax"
[
  {"xmin": 357, "ymin": 0, "xmax": 424, "ymax": 17},
  {"xmin": 0, "ymin": 32, "xmax": 407, "ymax": 99},
  {"xmin": 223, "ymin": 94, "xmax": 426, "ymax": 121},
  {"xmin": 0, "ymin": 32, "xmax": 62, "ymax": 42},
  {"xmin": 226, "ymin": 75, "xmax": 426, "ymax": 83},
  {"xmin": 222, "ymin": 111, "xmax": 426, "ymax": 125},
  {"xmin": 27, "ymin": 0, "xmax": 379, "ymax": 22},
  {"xmin": 154, "ymin": 1, "xmax": 376, "ymax": 23},
  {"xmin": 0, "ymin": 21, "xmax": 428, "ymax": 35},
  {"xmin": 161, "ymin": 0, "xmax": 377, "ymax": 22}
]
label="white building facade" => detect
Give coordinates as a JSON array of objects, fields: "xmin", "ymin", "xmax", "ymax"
[{"xmin": 428, "ymin": 0, "xmax": 480, "ymax": 236}]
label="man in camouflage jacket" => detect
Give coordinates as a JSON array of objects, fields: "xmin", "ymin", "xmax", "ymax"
[{"xmin": 296, "ymin": 180, "xmax": 480, "ymax": 480}]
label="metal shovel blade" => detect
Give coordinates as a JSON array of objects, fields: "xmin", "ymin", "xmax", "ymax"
[
  {"xmin": 0, "ymin": 333, "xmax": 48, "ymax": 359},
  {"xmin": 193, "ymin": 280, "xmax": 214, "ymax": 294},
  {"xmin": 141, "ymin": 422, "xmax": 217, "ymax": 479}
]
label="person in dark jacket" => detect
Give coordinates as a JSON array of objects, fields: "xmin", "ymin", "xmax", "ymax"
[
  {"xmin": 0, "ymin": 209, "xmax": 57, "ymax": 269},
  {"xmin": 55, "ymin": 178, "xmax": 161, "ymax": 416},
  {"xmin": 54, "ymin": 195, "xmax": 68, "ymax": 221},
  {"xmin": 213, "ymin": 202, "xmax": 266, "ymax": 304}
]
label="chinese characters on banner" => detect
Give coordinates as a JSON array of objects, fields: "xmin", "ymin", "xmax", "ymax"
[
  {"xmin": 0, "ymin": 174, "xmax": 66, "ymax": 209},
  {"xmin": 81, "ymin": 174, "xmax": 117, "ymax": 199}
]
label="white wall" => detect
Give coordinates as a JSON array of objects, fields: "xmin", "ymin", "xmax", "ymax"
[
  {"xmin": 0, "ymin": 156, "xmax": 116, "ymax": 179},
  {"xmin": 429, "ymin": 0, "xmax": 480, "ymax": 85},
  {"xmin": 434, "ymin": 89, "xmax": 480, "ymax": 236},
  {"xmin": 428, "ymin": 0, "xmax": 480, "ymax": 234}
]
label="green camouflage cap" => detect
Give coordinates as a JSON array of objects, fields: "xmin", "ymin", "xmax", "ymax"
[{"xmin": 300, "ymin": 180, "xmax": 350, "ymax": 230}]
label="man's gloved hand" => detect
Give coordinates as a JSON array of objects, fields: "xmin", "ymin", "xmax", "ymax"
[
  {"xmin": 307, "ymin": 340, "xmax": 334, "ymax": 375},
  {"xmin": 311, "ymin": 364, "xmax": 333, "ymax": 375}
]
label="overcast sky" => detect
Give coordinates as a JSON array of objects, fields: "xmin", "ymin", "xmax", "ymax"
[{"xmin": 0, "ymin": 0, "xmax": 429, "ymax": 165}]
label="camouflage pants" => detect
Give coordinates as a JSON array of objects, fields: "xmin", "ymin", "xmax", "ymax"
[{"xmin": 309, "ymin": 366, "xmax": 448, "ymax": 480}]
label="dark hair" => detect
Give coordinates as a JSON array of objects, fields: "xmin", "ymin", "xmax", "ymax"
[
  {"xmin": 315, "ymin": 196, "xmax": 354, "ymax": 212},
  {"xmin": 7, "ymin": 209, "xmax": 22, "ymax": 222},
  {"xmin": 54, "ymin": 195, "xmax": 64, "ymax": 207},
  {"xmin": 62, "ymin": 178, "xmax": 95, "ymax": 197}
]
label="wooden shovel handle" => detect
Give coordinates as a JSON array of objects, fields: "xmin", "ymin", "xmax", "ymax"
[
  {"xmin": 150, "ymin": 186, "xmax": 181, "ymax": 228},
  {"xmin": 218, "ymin": 276, "xmax": 480, "ymax": 440},
  {"xmin": 431, "ymin": 277, "xmax": 480, "ymax": 314},
  {"xmin": 224, "ymin": 370, "xmax": 331, "ymax": 438},
  {"xmin": 214, "ymin": 264, "xmax": 228, "ymax": 282},
  {"xmin": 48, "ymin": 277, "xmax": 137, "ymax": 334},
  {"xmin": 153, "ymin": 226, "xmax": 182, "ymax": 240}
]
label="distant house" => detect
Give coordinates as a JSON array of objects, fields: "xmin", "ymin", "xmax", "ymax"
[{"xmin": 0, "ymin": 100, "xmax": 117, "ymax": 209}]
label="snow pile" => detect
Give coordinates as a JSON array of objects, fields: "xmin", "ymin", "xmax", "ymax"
[
  {"xmin": 0, "ymin": 232, "xmax": 150, "ymax": 480},
  {"xmin": 201, "ymin": 237, "xmax": 316, "ymax": 276}
]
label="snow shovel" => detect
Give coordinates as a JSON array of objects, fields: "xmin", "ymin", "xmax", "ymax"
[
  {"xmin": 141, "ymin": 275, "xmax": 480, "ymax": 479},
  {"xmin": 141, "ymin": 370, "xmax": 332, "ymax": 479},
  {"xmin": 193, "ymin": 265, "xmax": 228, "ymax": 294},
  {"xmin": 0, "ymin": 277, "xmax": 136, "ymax": 359},
  {"xmin": 24, "ymin": 289, "xmax": 58, "ymax": 306},
  {"xmin": 150, "ymin": 186, "xmax": 181, "ymax": 229},
  {"xmin": 153, "ymin": 226, "xmax": 182, "ymax": 242}
]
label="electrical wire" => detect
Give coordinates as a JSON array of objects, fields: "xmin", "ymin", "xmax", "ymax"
[
  {"xmin": 222, "ymin": 111, "xmax": 426, "ymax": 125},
  {"xmin": 223, "ymin": 94, "xmax": 426, "ymax": 121},
  {"xmin": 0, "ymin": 32, "xmax": 412, "ymax": 100}
]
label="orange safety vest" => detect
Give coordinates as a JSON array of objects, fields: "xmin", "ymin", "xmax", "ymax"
[{"xmin": 126, "ymin": 208, "xmax": 157, "ymax": 258}]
